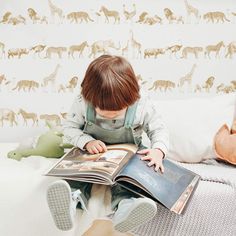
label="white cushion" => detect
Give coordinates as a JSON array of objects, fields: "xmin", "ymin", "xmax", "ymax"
[{"xmin": 155, "ymin": 94, "xmax": 235, "ymax": 163}]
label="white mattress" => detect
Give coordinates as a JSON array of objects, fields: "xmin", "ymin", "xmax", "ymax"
[{"xmin": 0, "ymin": 143, "xmax": 236, "ymax": 236}]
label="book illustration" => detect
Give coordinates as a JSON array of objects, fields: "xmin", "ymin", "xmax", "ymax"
[
  {"xmin": 49, "ymin": 144, "xmax": 136, "ymax": 178},
  {"xmin": 115, "ymin": 155, "xmax": 200, "ymax": 214},
  {"xmin": 55, "ymin": 159, "xmax": 117, "ymax": 175},
  {"xmin": 46, "ymin": 143, "xmax": 200, "ymax": 214}
]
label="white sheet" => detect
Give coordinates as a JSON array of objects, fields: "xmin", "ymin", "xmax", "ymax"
[
  {"xmin": 1, "ymin": 144, "xmax": 236, "ymax": 236},
  {"xmin": 0, "ymin": 143, "xmax": 113, "ymax": 236}
]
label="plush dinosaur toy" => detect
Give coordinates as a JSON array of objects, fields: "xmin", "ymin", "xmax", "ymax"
[{"xmin": 7, "ymin": 122, "xmax": 73, "ymax": 161}]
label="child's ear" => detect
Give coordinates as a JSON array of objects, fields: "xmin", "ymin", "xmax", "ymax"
[
  {"xmin": 215, "ymin": 124, "xmax": 236, "ymax": 165},
  {"xmin": 231, "ymin": 119, "xmax": 236, "ymax": 134}
]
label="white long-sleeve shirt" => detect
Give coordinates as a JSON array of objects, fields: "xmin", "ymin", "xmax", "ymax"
[{"xmin": 62, "ymin": 93, "xmax": 169, "ymax": 156}]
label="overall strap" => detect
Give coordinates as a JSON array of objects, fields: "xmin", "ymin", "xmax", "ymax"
[
  {"xmin": 124, "ymin": 101, "xmax": 139, "ymax": 128},
  {"xmin": 86, "ymin": 101, "xmax": 139, "ymax": 127},
  {"xmin": 86, "ymin": 103, "xmax": 96, "ymax": 123}
]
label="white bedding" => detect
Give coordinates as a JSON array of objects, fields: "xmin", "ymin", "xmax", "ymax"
[
  {"xmin": 0, "ymin": 143, "xmax": 113, "ymax": 236},
  {"xmin": 1, "ymin": 144, "xmax": 236, "ymax": 236}
]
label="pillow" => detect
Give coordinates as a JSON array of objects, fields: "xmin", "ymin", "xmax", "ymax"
[
  {"xmin": 155, "ymin": 94, "xmax": 235, "ymax": 163},
  {"xmin": 214, "ymin": 124, "xmax": 236, "ymax": 165}
]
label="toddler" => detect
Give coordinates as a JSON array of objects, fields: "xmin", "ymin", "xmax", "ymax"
[{"xmin": 47, "ymin": 55, "xmax": 169, "ymax": 232}]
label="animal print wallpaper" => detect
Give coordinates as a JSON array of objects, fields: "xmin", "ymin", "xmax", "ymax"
[{"xmin": 0, "ymin": 0, "xmax": 236, "ymax": 141}]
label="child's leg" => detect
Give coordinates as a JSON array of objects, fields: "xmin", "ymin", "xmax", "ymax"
[
  {"xmin": 66, "ymin": 180, "xmax": 93, "ymax": 209},
  {"xmin": 111, "ymin": 185, "xmax": 157, "ymax": 233},
  {"xmin": 47, "ymin": 180, "xmax": 92, "ymax": 231},
  {"xmin": 111, "ymin": 185, "xmax": 138, "ymax": 210}
]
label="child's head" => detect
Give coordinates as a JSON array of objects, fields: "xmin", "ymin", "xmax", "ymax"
[{"xmin": 81, "ymin": 55, "xmax": 140, "ymax": 111}]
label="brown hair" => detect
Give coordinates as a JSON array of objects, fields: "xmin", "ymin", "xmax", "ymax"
[{"xmin": 81, "ymin": 55, "xmax": 140, "ymax": 111}]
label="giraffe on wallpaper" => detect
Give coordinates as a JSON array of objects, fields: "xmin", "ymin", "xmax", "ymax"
[
  {"xmin": 48, "ymin": 0, "xmax": 64, "ymax": 23},
  {"xmin": 0, "ymin": 42, "xmax": 5, "ymax": 58},
  {"xmin": 0, "ymin": 74, "xmax": 6, "ymax": 91},
  {"xmin": 178, "ymin": 64, "xmax": 197, "ymax": 92},
  {"xmin": 130, "ymin": 31, "xmax": 142, "ymax": 58},
  {"xmin": 121, "ymin": 40, "xmax": 129, "ymax": 56},
  {"xmin": 123, "ymin": 4, "xmax": 136, "ymax": 21},
  {"xmin": 42, "ymin": 64, "xmax": 61, "ymax": 90},
  {"xmin": 184, "ymin": 0, "xmax": 200, "ymax": 23}
]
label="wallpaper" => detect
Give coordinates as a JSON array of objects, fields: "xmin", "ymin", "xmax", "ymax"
[{"xmin": 0, "ymin": 0, "xmax": 236, "ymax": 141}]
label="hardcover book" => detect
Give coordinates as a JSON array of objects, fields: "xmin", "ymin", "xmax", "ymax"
[{"xmin": 46, "ymin": 144, "xmax": 200, "ymax": 214}]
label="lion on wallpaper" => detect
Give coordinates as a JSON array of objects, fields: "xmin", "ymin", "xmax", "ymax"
[{"xmin": 164, "ymin": 8, "xmax": 184, "ymax": 24}]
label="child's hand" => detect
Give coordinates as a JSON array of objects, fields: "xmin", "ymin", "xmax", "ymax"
[
  {"xmin": 85, "ymin": 140, "xmax": 107, "ymax": 154},
  {"xmin": 137, "ymin": 149, "xmax": 164, "ymax": 173}
]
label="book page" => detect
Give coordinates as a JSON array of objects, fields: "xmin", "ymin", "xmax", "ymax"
[
  {"xmin": 115, "ymin": 155, "xmax": 200, "ymax": 214},
  {"xmin": 46, "ymin": 143, "xmax": 137, "ymax": 185}
]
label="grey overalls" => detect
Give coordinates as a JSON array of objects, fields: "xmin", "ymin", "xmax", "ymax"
[{"xmin": 67, "ymin": 102, "xmax": 140, "ymax": 210}]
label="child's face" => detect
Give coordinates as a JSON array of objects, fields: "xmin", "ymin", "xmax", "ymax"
[{"xmin": 95, "ymin": 107, "xmax": 127, "ymax": 119}]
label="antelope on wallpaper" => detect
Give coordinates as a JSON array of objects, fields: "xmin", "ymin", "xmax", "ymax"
[{"xmin": 123, "ymin": 4, "xmax": 136, "ymax": 22}]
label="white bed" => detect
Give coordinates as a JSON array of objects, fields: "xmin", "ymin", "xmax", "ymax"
[{"xmin": 1, "ymin": 143, "xmax": 236, "ymax": 236}]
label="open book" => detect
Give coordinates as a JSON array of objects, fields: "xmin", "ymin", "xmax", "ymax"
[{"xmin": 46, "ymin": 144, "xmax": 200, "ymax": 214}]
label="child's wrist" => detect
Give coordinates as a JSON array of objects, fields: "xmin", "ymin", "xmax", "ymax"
[{"xmin": 154, "ymin": 148, "xmax": 165, "ymax": 159}]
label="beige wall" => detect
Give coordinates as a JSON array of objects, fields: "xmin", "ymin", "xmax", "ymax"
[{"xmin": 0, "ymin": 0, "xmax": 236, "ymax": 141}]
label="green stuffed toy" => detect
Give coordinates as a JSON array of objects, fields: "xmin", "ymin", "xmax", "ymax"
[{"xmin": 7, "ymin": 121, "xmax": 73, "ymax": 161}]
